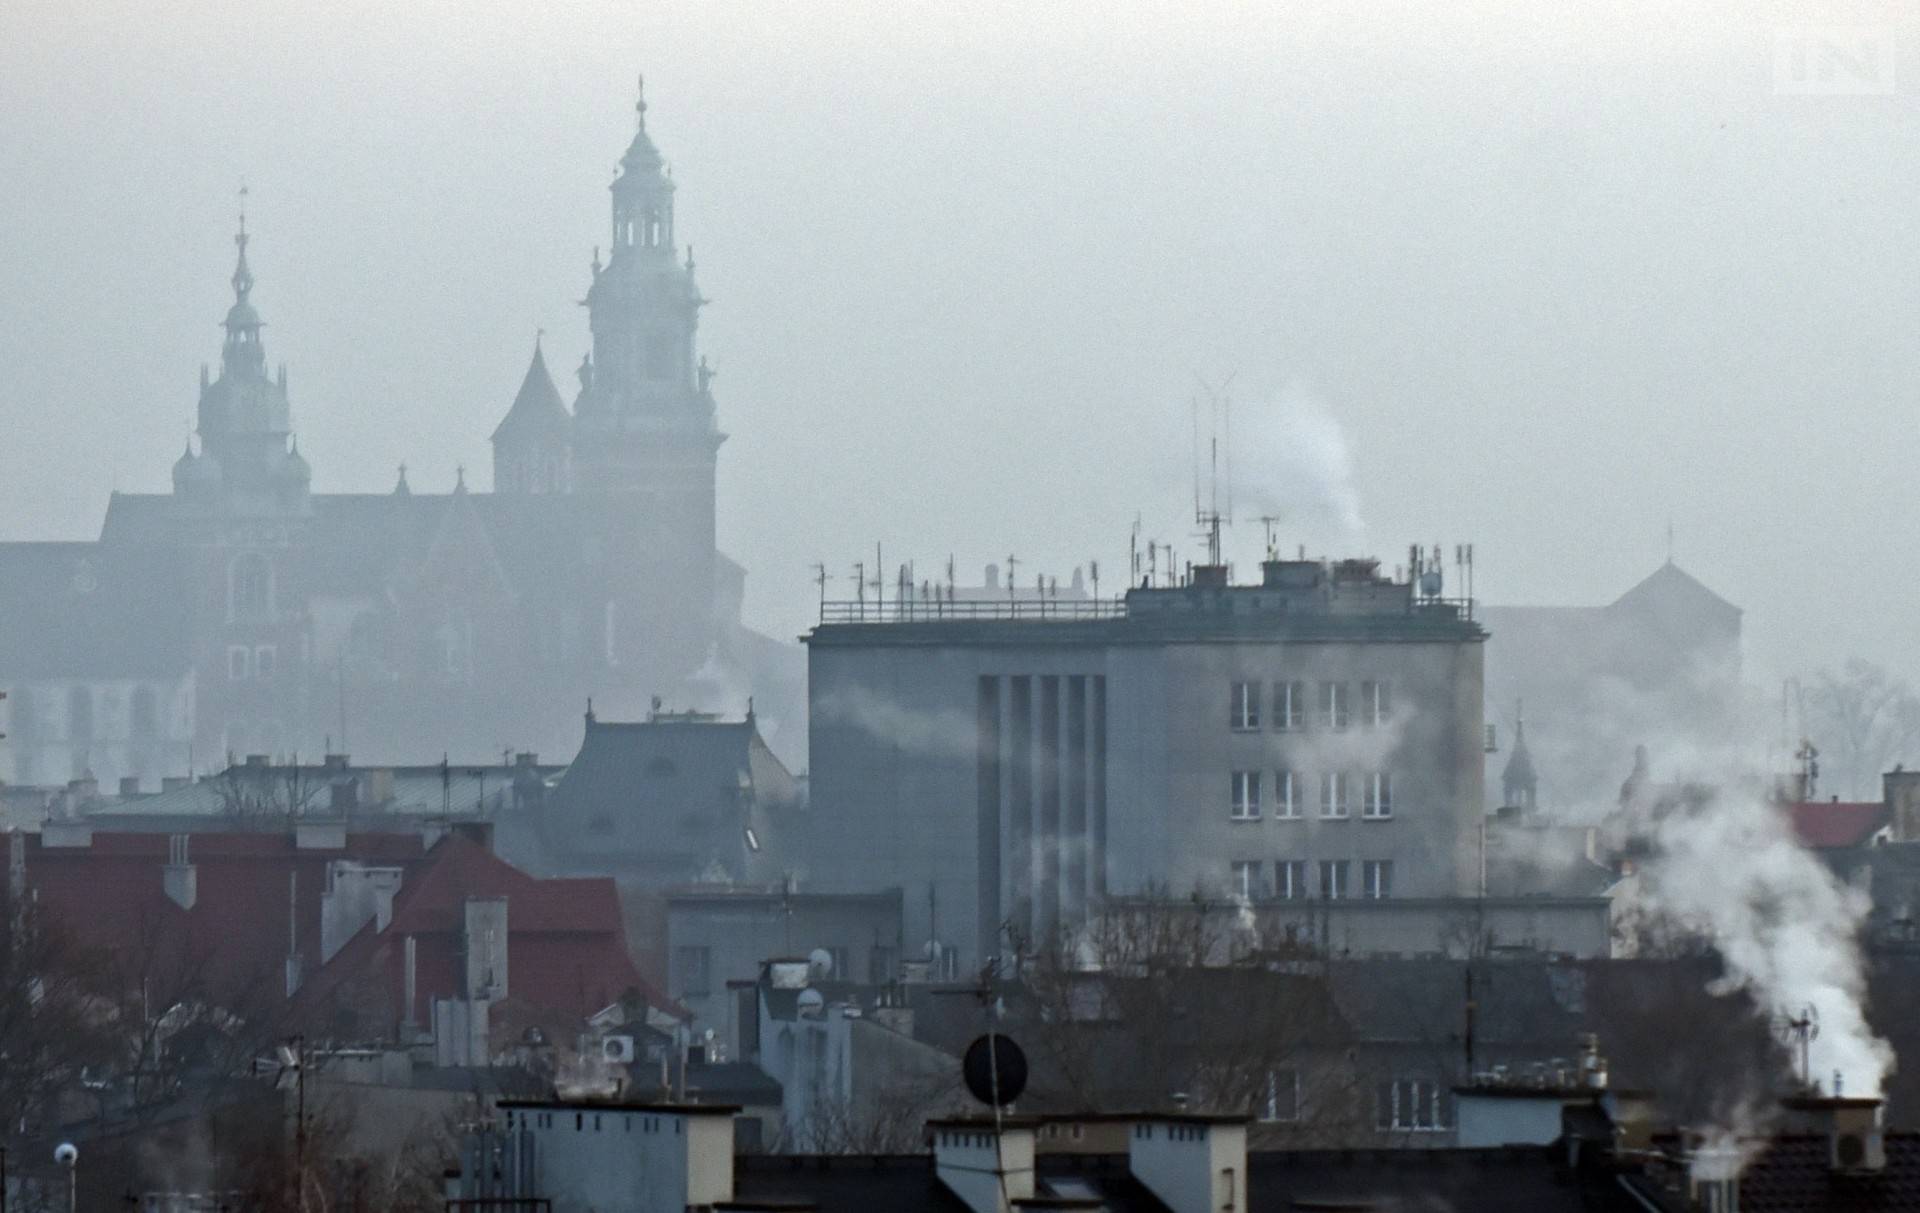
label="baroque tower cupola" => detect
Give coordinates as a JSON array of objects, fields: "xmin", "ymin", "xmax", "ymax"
[{"xmin": 183, "ymin": 207, "xmax": 309, "ymax": 515}]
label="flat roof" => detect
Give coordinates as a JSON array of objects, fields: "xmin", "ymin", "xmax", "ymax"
[{"xmin": 498, "ymin": 1098, "xmax": 741, "ymax": 1115}]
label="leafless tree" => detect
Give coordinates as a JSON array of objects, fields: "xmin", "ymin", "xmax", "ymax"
[
  {"xmin": 1008, "ymin": 889, "xmax": 1372, "ymax": 1144},
  {"xmin": 212, "ymin": 754, "xmax": 325, "ymax": 823},
  {"xmin": 0, "ymin": 886, "xmax": 111, "ymax": 1151},
  {"xmin": 1803, "ymin": 659, "xmax": 1920, "ymax": 799}
]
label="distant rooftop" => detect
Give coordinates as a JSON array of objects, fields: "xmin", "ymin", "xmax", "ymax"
[{"xmin": 809, "ymin": 557, "xmax": 1480, "ymax": 644}]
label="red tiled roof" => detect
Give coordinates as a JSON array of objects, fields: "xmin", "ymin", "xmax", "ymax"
[
  {"xmin": 1788, "ymin": 800, "xmax": 1889, "ymax": 850},
  {"xmin": 289, "ymin": 834, "xmax": 681, "ymax": 1029}
]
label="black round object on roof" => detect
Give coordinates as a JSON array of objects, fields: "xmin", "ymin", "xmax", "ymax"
[{"xmin": 963, "ymin": 1033, "xmax": 1028, "ymax": 1107}]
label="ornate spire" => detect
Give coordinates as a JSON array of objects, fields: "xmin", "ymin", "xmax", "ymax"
[
  {"xmin": 636, "ymin": 73, "xmax": 647, "ymax": 131},
  {"xmin": 232, "ymin": 187, "xmax": 254, "ymax": 302}
]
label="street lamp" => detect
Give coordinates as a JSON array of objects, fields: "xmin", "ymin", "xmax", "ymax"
[{"xmin": 52, "ymin": 1143, "xmax": 76, "ymax": 1213}]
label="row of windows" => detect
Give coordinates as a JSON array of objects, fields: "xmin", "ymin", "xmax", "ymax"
[
  {"xmin": 1377, "ymin": 1079, "xmax": 1449, "ymax": 1131},
  {"xmin": 227, "ymin": 645, "xmax": 277, "ymax": 681},
  {"xmin": 510, "ymin": 1110, "xmax": 682, "ymax": 1135},
  {"xmin": 1230, "ymin": 771, "xmax": 1391, "ymax": 820},
  {"xmin": 1230, "ymin": 680, "xmax": 1390, "ymax": 732},
  {"xmin": 1230, "ymin": 858, "xmax": 1393, "ymax": 900}
]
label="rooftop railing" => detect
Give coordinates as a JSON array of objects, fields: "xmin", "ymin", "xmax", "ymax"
[{"xmin": 818, "ymin": 597, "xmax": 1128, "ymax": 624}]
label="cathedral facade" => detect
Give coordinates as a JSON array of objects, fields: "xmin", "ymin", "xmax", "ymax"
[{"xmin": 0, "ymin": 82, "xmax": 799, "ymax": 788}]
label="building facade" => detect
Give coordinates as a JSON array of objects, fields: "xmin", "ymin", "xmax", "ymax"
[
  {"xmin": 803, "ymin": 556, "xmax": 1488, "ymax": 974},
  {"xmin": 0, "ymin": 81, "xmax": 802, "ymax": 790}
]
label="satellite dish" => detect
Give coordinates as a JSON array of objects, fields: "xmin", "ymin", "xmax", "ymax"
[
  {"xmin": 808, "ymin": 947, "xmax": 834, "ymax": 978},
  {"xmin": 797, "ymin": 988, "xmax": 826, "ymax": 1017},
  {"xmin": 963, "ymin": 1033, "xmax": 1028, "ymax": 1107}
]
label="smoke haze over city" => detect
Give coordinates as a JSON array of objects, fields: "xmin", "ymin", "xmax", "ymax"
[{"xmin": 3, "ymin": 0, "xmax": 1914, "ymax": 685}]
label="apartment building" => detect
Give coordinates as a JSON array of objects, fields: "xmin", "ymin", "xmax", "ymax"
[{"xmin": 803, "ymin": 554, "xmax": 1488, "ymax": 972}]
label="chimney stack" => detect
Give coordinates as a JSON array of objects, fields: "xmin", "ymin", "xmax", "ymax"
[
  {"xmin": 1127, "ymin": 1114, "xmax": 1249, "ymax": 1213},
  {"xmin": 1782, "ymin": 1095, "xmax": 1886, "ymax": 1174},
  {"xmin": 931, "ymin": 1118, "xmax": 1036, "ymax": 1213}
]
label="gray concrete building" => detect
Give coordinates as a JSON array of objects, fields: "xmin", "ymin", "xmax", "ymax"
[{"xmin": 803, "ymin": 554, "xmax": 1488, "ymax": 973}]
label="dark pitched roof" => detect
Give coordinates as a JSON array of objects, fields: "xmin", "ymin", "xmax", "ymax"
[
  {"xmin": 728, "ymin": 1147, "xmax": 1634, "ymax": 1212},
  {"xmin": 0, "ymin": 539, "xmax": 196, "ymax": 678},
  {"xmin": 1607, "ymin": 560, "xmax": 1742, "ymax": 622},
  {"xmin": 490, "ymin": 343, "xmax": 571, "ymax": 444}
]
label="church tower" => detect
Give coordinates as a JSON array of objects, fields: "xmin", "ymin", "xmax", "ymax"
[
  {"xmin": 570, "ymin": 78, "xmax": 721, "ymax": 529},
  {"xmin": 175, "ymin": 214, "xmax": 309, "ymax": 516},
  {"xmin": 565, "ymin": 77, "xmax": 723, "ymax": 683},
  {"xmin": 491, "ymin": 337, "xmax": 572, "ymax": 494}
]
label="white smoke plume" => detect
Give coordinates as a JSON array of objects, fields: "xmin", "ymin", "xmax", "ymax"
[
  {"xmin": 1620, "ymin": 772, "xmax": 1893, "ymax": 1098},
  {"xmin": 814, "ymin": 683, "xmax": 979, "ymax": 759},
  {"xmin": 1229, "ymin": 387, "xmax": 1365, "ymax": 538}
]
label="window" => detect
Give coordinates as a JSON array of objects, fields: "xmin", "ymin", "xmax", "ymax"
[
  {"xmin": 228, "ymin": 646, "xmax": 251, "ymax": 681},
  {"xmin": 1231, "ymin": 860, "xmax": 1263, "ymax": 900},
  {"xmin": 1361, "ymin": 680, "xmax": 1391, "ymax": 728},
  {"xmin": 1319, "ymin": 860, "xmax": 1350, "ymax": 900},
  {"xmin": 826, "ymin": 946, "xmax": 850, "ymax": 980},
  {"xmin": 1377, "ymin": 1079, "xmax": 1447, "ymax": 1131},
  {"xmin": 1275, "ymin": 769, "xmax": 1299, "ymax": 819},
  {"xmin": 1363, "ymin": 859, "xmax": 1394, "ymax": 900},
  {"xmin": 1319, "ymin": 772, "xmax": 1349, "ymax": 819},
  {"xmin": 1230, "ymin": 770, "xmax": 1261, "ymax": 820},
  {"xmin": 1230, "ymin": 681, "xmax": 1261, "ymax": 730},
  {"xmin": 673, "ymin": 945, "xmax": 712, "ymax": 997},
  {"xmin": 1363, "ymin": 772, "xmax": 1392, "ymax": 819},
  {"xmin": 1275, "ymin": 860, "xmax": 1306, "ymax": 900},
  {"xmin": 1319, "ymin": 681, "xmax": 1349, "ymax": 731},
  {"xmin": 1262, "ymin": 1069, "xmax": 1301, "ymax": 1122},
  {"xmin": 1272, "ymin": 680, "xmax": 1305, "ymax": 731},
  {"xmin": 869, "ymin": 945, "xmax": 896, "ymax": 983},
  {"xmin": 231, "ymin": 553, "xmax": 271, "ymax": 619},
  {"xmin": 254, "ymin": 645, "xmax": 277, "ymax": 679}
]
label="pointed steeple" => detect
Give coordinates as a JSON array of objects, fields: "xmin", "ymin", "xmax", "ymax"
[
  {"xmin": 393, "ymin": 463, "xmax": 412, "ymax": 496},
  {"xmin": 190, "ymin": 207, "xmax": 304, "ymax": 514},
  {"xmin": 491, "ymin": 335, "xmax": 573, "ymax": 495},
  {"xmin": 1501, "ymin": 705, "xmax": 1539, "ymax": 813}
]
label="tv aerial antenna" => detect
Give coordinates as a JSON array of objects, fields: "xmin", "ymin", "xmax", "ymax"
[
  {"xmin": 1191, "ymin": 372, "xmax": 1237, "ymax": 567},
  {"xmin": 1772, "ymin": 1004, "xmax": 1821, "ymax": 1092}
]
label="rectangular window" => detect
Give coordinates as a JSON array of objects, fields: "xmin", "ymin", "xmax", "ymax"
[
  {"xmin": 1363, "ymin": 859, "xmax": 1394, "ymax": 900},
  {"xmin": 1230, "ymin": 681, "xmax": 1261, "ymax": 731},
  {"xmin": 1275, "ymin": 860, "xmax": 1306, "ymax": 901},
  {"xmin": 254, "ymin": 645, "xmax": 277, "ymax": 679},
  {"xmin": 1362, "ymin": 680, "xmax": 1391, "ymax": 728},
  {"xmin": 672, "ymin": 945, "xmax": 712, "ymax": 997},
  {"xmin": 1319, "ymin": 681, "xmax": 1349, "ymax": 731},
  {"xmin": 1274, "ymin": 769, "xmax": 1299, "ymax": 819},
  {"xmin": 1230, "ymin": 771, "xmax": 1261, "ymax": 820},
  {"xmin": 1272, "ymin": 680, "xmax": 1306, "ymax": 731},
  {"xmin": 227, "ymin": 646, "xmax": 250, "ymax": 681},
  {"xmin": 827, "ymin": 946, "xmax": 850, "ymax": 981},
  {"xmin": 1319, "ymin": 772, "xmax": 1349, "ymax": 819},
  {"xmin": 1319, "ymin": 860, "xmax": 1349, "ymax": 900},
  {"xmin": 1231, "ymin": 860, "xmax": 1263, "ymax": 900},
  {"xmin": 1378, "ymin": 1079, "xmax": 1447, "ymax": 1131},
  {"xmin": 1363, "ymin": 772, "xmax": 1392, "ymax": 819},
  {"xmin": 1262, "ymin": 1069, "xmax": 1301, "ymax": 1122}
]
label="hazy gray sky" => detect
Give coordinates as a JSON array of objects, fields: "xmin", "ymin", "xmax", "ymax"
[{"xmin": 2, "ymin": 0, "xmax": 1913, "ymax": 688}]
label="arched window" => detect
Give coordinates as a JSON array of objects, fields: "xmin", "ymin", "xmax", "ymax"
[{"xmin": 231, "ymin": 553, "xmax": 271, "ymax": 619}]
